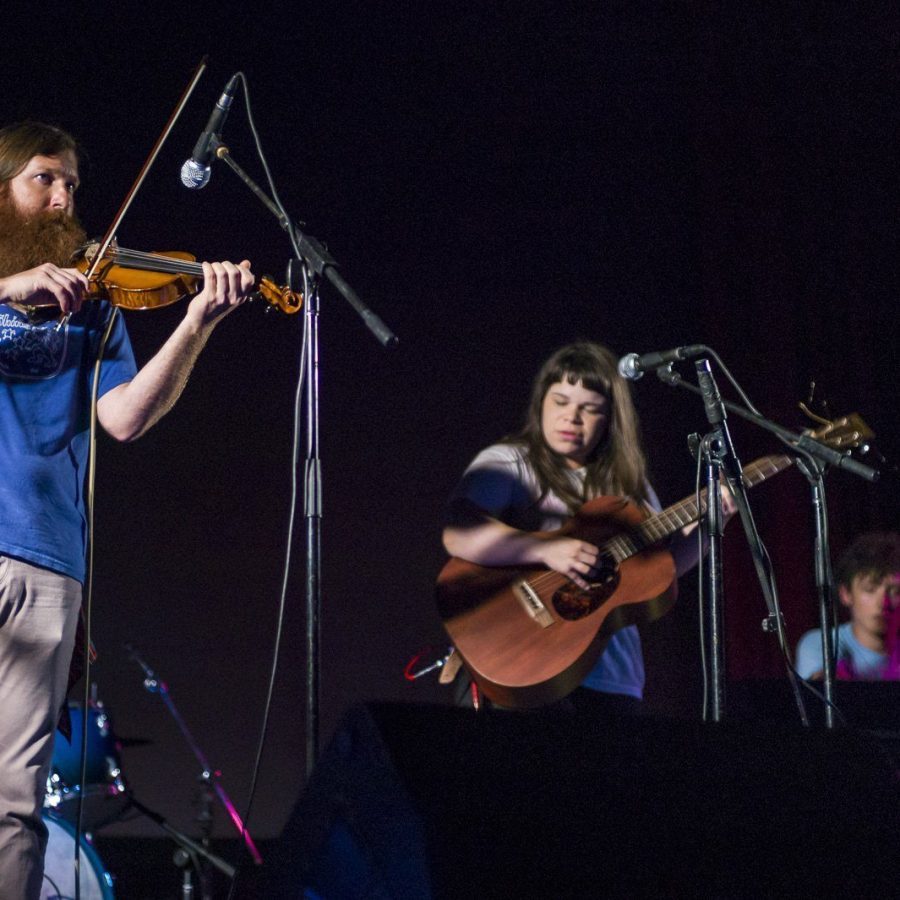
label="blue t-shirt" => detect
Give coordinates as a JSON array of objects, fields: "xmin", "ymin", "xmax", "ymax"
[
  {"xmin": 0, "ymin": 302, "xmax": 137, "ymax": 583},
  {"xmin": 795, "ymin": 622, "xmax": 889, "ymax": 680},
  {"xmin": 451, "ymin": 443, "xmax": 663, "ymax": 700}
]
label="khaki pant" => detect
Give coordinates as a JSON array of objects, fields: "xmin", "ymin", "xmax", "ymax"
[{"xmin": 0, "ymin": 555, "xmax": 80, "ymax": 900}]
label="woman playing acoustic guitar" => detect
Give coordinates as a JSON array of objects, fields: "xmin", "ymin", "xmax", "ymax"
[{"xmin": 442, "ymin": 341, "xmax": 731, "ymax": 712}]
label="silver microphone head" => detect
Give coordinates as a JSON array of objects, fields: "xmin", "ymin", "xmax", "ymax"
[
  {"xmin": 180, "ymin": 158, "xmax": 211, "ymax": 189},
  {"xmin": 617, "ymin": 353, "xmax": 643, "ymax": 381}
]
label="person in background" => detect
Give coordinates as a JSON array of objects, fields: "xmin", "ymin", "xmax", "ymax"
[{"xmin": 795, "ymin": 531, "xmax": 900, "ymax": 681}]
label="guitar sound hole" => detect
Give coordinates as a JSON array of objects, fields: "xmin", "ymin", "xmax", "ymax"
[{"xmin": 552, "ymin": 556, "xmax": 620, "ymax": 621}]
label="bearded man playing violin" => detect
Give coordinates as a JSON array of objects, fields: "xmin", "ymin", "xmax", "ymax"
[{"xmin": 0, "ymin": 120, "xmax": 254, "ymax": 898}]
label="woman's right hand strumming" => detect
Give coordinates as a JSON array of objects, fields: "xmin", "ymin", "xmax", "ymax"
[
  {"xmin": 533, "ymin": 535, "xmax": 601, "ymax": 591},
  {"xmin": 444, "ymin": 514, "xmax": 600, "ymax": 591}
]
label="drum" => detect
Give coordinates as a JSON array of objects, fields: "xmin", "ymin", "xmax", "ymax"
[
  {"xmin": 45, "ymin": 702, "xmax": 129, "ymax": 830},
  {"xmin": 41, "ymin": 812, "xmax": 115, "ymax": 899}
]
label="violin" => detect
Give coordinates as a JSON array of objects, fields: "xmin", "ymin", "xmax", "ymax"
[
  {"xmin": 70, "ymin": 241, "xmax": 302, "ymax": 314},
  {"xmin": 23, "ymin": 65, "xmax": 301, "ymax": 320}
]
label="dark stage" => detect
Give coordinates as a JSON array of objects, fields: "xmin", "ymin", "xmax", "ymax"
[{"xmin": 3, "ymin": 2, "xmax": 899, "ymax": 896}]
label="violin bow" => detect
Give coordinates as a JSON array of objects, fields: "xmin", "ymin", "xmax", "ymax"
[{"xmin": 59, "ymin": 57, "xmax": 208, "ymax": 327}]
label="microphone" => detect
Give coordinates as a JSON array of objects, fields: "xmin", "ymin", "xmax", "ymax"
[
  {"xmin": 617, "ymin": 344, "xmax": 707, "ymax": 381},
  {"xmin": 180, "ymin": 74, "xmax": 240, "ymax": 189}
]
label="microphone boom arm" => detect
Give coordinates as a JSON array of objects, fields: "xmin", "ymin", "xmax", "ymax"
[{"xmin": 211, "ymin": 139, "xmax": 397, "ymax": 348}]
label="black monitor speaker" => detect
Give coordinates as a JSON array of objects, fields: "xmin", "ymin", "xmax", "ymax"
[{"xmin": 250, "ymin": 702, "xmax": 899, "ymax": 898}]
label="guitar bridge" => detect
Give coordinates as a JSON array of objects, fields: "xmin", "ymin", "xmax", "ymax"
[{"xmin": 513, "ymin": 579, "xmax": 555, "ymax": 628}]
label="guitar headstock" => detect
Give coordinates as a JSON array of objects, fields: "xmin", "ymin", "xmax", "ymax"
[{"xmin": 804, "ymin": 412, "xmax": 875, "ymax": 451}]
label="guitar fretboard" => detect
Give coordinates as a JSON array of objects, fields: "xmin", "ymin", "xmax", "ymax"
[{"xmin": 604, "ymin": 454, "xmax": 793, "ymax": 563}]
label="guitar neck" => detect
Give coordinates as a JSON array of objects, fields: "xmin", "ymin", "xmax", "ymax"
[{"xmin": 609, "ymin": 454, "xmax": 795, "ymax": 560}]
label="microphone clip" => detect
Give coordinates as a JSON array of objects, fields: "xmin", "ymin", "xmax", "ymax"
[{"xmin": 656, "ymin": 363, "xmax": 681, "ymax": 385}]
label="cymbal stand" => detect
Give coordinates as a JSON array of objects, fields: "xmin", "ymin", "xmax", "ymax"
[
  {"xmin": 126, "ymin": 644, "xmax": 262, "ymax": 896},
  {"xmin": 125, "ymin": 795, "xmax": 235, "ymax": 891},
  {"xmin": 195, "ymin": 770, "xmax": 215, "ymax": 897}
]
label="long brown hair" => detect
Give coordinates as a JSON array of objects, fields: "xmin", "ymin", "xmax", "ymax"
[{"xmin": 507, "ymin": 341, "xmax": 650, "ymax": 511}]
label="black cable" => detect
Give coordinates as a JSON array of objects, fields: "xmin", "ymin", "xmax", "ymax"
[
  {"xmin": 217, "ymin": 74, "xmax": 317, "ymax": 896},
  {"xmin": 233, "ymin": 301, "xmax": 307, "ymax": 862},
  {"xmin": 72, "ymin": 304, "xmax": 119, "ymax": 900}
]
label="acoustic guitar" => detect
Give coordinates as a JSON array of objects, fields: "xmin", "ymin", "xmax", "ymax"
[{"xmin": 435, "ymin": 414, "xmax": 873, "ymax": 708}]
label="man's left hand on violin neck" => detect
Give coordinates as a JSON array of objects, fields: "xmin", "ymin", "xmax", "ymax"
[{"xmin": 185, "ymin": 259, "xmax": 255, "ymax": 328}]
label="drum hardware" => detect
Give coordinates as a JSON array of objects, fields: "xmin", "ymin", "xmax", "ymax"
[
  {"xmin": 124, "ymin": 642, "xmax": 261, "ymax": 898},
  {"xmin": 46, "ymin": 680, "xmax": 237, "ymax": 899},
  {"xmin": 125, "ymin": 794, "xmax": 235, "ymax": 881},
  {"xmin": 41, "ymin": 813, "xmax": 114, "ymax": 899},
  {"xmin": 45, "ymin": 699, "xmax": 131, "ymax": 831},
  {"xmin": 44, "ymin": 642, "xmax": 262, "ymax": 897}
]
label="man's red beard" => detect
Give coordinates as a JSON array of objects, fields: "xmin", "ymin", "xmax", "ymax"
[{"xmin": 0, "ymin": 197, "xmax": 88, "ymax": 279}]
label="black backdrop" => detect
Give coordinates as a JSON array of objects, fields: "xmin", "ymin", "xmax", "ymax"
[{"xmin": 2, "ymin": 2, "xmax": 897, "ymax": 841}]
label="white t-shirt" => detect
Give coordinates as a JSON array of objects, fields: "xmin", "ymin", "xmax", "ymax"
[{"xmin": 451, "ymin": 443, "xmax": 662, "ymax": 699}]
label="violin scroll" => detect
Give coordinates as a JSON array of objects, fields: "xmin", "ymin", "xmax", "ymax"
[{"xmin": 255, "ymin": 276, "xmax": 303, "ymax": 314}]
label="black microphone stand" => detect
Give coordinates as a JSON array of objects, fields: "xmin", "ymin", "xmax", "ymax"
[
  {"xmin": 696, "ymin": 424, "xmax": 728, "ymax": 721},
  {"xmin": 794, "ymin": 455, "xmax": 838, "ymax": 728},
  {"xmin": 209, "ymin": 137, "xmax": 398, "ymax": 778},
  {"xmin": 693, "ymin": 358, "xmax": 787, "ymax": 721},
  {"xmin": 658, "ymin": 360, "xmax": 878, "ymax": 725}
]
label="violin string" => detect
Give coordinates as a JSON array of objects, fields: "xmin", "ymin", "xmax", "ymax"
[
  {"xmin": 112, "ymin": 246, "xmax": 196, "ymax": 265},
  {"xmin": 108, "ymin": 253, "xmax": 197, "ymax": 274},
  {"xmin": 110, "ymin": 247, "xmax": 204, "ymax": 276}
]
